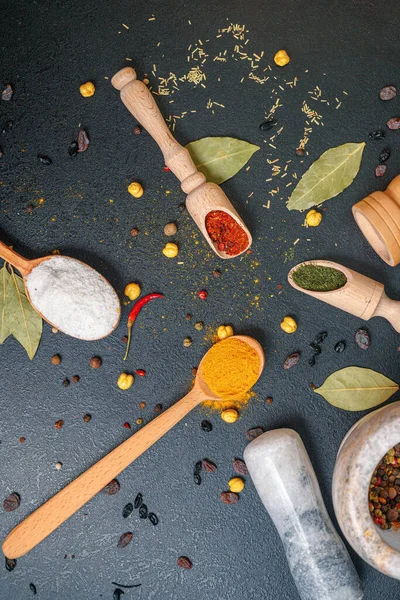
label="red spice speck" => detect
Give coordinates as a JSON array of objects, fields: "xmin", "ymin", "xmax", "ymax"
[
  {"xmin": 163, "ymin": 166, "xmax": 170, "ymax": 172},
  {"xmin": 19, "ymin": 436, "xmax": 25, "ymax": 443},
  {"xmin": 198, "ymin": 290, "xmax": 208, "ymax": 300},
  {"xmin": 205, "ymin": 210, "xmax": 249, "ymax": 256},
  {"xmin": 123, "ymin": 422, "xmax": 131, "ymax": 429},
  {"xmin": 136, "ymin": 369, "xmax": 146, "ymax": 376},
  {"xmin": 277, "ymin": 284, "xmax": 283, "ymax": 290}
]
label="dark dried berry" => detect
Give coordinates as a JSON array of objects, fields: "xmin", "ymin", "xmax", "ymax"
[
  {"xmin": 246, "ymin": 427, "xmax": 264, "ymax": 441},
  {"xmin": 5, "ymin": 557, "xmax": 16, "ymax": 572},
  {"xmin": 201, "ymin": 420, "xmax": 212, "ymax": 432},
  {"xmin": 72, "ymin": 375, "xmax": 80, "ymax": 383},
  {"xmin": 25, "ymin": 204, "xmax": 34, "ymax": 213},
  {"xmin": 295, "ymin": 147, "xmax": 305, "ymax": 156},
  {"xmin": 68, "ymin": 141, "xmax": 78, "ymax": 156},
  {"xmin": 194, "ymin": 461, "xmax": 202, "ymax": 475},
  {"xmin": 154, "ymin": 403, "xmax": 163, "ymax": 414},
  {"xmin": 133, "ymin": 125, "xmax": 142, "ymax": 135},
  {"xmin": 375, "ymin": 164, "xmax": 387, "ymax": 177},
  {"xmin": 77, "ymin": 129, "xmax": 90, "ymax": 153},
  {"xmin": 2, "ymin": 119, "xmax": 13, "ymax": 133},
  {"xmin": 134, "ymin": 493, "xmax": 143, "ymax": 509},
  {"xmin": 369, "ymin": 130, "xmax": 385, "ymax": 140},
  {"xmin": 83, "ymin": 413, "xmax": 91, "ymax": 422},
  {"xmin": 233, "ymin": 459, "xmax": 248, "ymax": 475},
  {"xmin": 201, "ymin": 459, "xmax": 217, "ymax": 473},
  {"xmin": 309, "ymin": 355, "xmax": 316, "ymax": 367},
  {"xmin": 122, "ymin": 503, "xmax": 133, "ymax": 519},
  {"xmin": 379, "ymin": 147, "xmax": 391, "ymax": 163},
  {"xmin": 139, "ymin": 504, "xmax": 148, "ymax": 519},
  {"xmin": 283, "ymin": 352, "xmax": 300, "ymax": 370},
  {"xmin": 259, "ymin": 119, "xmax": 276, "ymax": 131},
  {"xmin": 117, "ymin": 532, "xmax": 133, "ymax": 548},
  {"xmin": 334, "ymin": 340, "xmax": 346, "ymax": 353},
  {"xmin": 310, "ymin": 343, "xmax": 321, "ymax": 355},
  {"xmin": 355, "ymin": 328, "xmax": 370, "ymax": 350},
  {"xmin": 266, "ymin": 396, "xmax": 273, "ymax": 405},
  {"xmin": 194, "ymin": 473, "xmax": 202, "ymax": 485},
  {"xmin": 101, "ymin": 479, "xmax": 120, "ymax": 495},
  {"xmin": 177, "ymin": 556, "xmax": 192, "ymax": 569},
  {"xmin": 387, "ymin": 118, "xmax": 400, "ymax": 130},
  {"xmin": 1, "ymin": 84, "xmax": 13, "ymax": 101},
  {"xmin": 148, "ymin": 512, "xmax": 159, "ymax": 526},
  {"xmin": 38, "ymin": 154, "xmax": 52, "ymax": 165},
  {"xmin": 220, "ymin": 491, "xmax": 239, "ymax": 504},
  {"xmin": 62, "ymin": 378, "xmax": 70, "ymax": 387},
  {"xmin": 113, "ymin": 589, "xmax": 124, "ymax": 599},
  {"xmin": 380, "ymin": 86, "xmax": 397, "ymax": 101},
  {"xmin": 315, "ymin": 331, "xmax": 328, "ymax": 344},
  {"xmin": 29, "ymin": 583, "xmax": 37, "ymax": 594},
  {"xmin": 131, "ymin": 228, "xmax": 140, "ymax": 237},
  {"xmin": 3, "ymin": 492, "xmax": 21, "ymax": 512},
  {"xmin": 54, "ymin": 419, "xmax": 63, "ymax": 429},
  {"xmin": 178, "ymin": 202, "xmax": 186, "ymax": 212},
  {"xmin": 213, "ymin": 269, "xmax": 221, "ymax": 278}
]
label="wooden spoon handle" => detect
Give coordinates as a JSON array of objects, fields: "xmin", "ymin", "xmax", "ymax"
[
  {"xmin": 373, "ymin": 293, "xmax": 400, "ymax": 332},
  {"xmin": 2, "ymin": 388, "xmax": 202, "ymax": 559},
  {"xmin": 112, "ymin": 67, "xmax": 204, "ymax": 193},
  {"xmin": 0, "ymin": 241, "xmax": 32, "ymax": 276}
]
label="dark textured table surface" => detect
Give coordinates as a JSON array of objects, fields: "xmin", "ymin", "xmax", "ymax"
[{"xmin": 1, "ymin": 0, "xmax": 400, "ymax": 598}]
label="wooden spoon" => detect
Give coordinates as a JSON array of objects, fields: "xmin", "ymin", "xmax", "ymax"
[
  {"xmin": 288, "ymin": 259, "xmax": 400, "ymax": 332},
  {"xmin": 0, "ymin": 241, "xmax": 120, "ymax": 340},
  {"xmin": 2, "ymin": 335, "xmax": 264, "ymax": 559},
  {"xmin": 111, "ymin": 67, "xmax": 252, "ymax": 259}
]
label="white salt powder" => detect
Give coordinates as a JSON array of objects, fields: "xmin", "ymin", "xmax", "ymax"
[{"xmin": 25, "ymin": 256, "xmax": 120, "ymax": 340}]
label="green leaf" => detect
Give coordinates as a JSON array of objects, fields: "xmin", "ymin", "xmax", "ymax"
[
  {"xmin": 5, "ymin": 268, "xmax": 42, "ymax": 360},
  {"xmin": 314, "ymin": 367, "xmax": 398, "ymax": 411},
  {"xmin": 0, "ymin": 263, "xmax": 11, "ymax": 343},
  {"xmin": 287, "ymin": 142, "xmax": 365, "ymax": 211},
  {"xmin": 186, "ymin": 137, "xmax": 260, "ymax": 184}
]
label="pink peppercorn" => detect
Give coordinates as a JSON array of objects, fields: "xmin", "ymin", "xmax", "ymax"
[
  {"xmin": 163, "ymin": 166, "xmax": 170, "ymax": 172},
  {"xmin": 198, "ymin": 290, "xmax": 208, "ymax": 300},
  {"xmin": 136, "ymin": 369, "xmax": 146, "ymax": 376},
  {"xmin": 123, "ymin": 422, "xmax": 131, "ymax": 429}
]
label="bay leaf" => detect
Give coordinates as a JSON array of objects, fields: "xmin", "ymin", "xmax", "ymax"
[
  {"xmin": 186, "ymin": 137, "xmax": 260, "ymax": 184},
  {"xmin": 5, "ymin": 268, "xmax": 42, "ymax": 360},
  {"xmin": 0, "ymin": 263, "xmax": 11, "ymax": 343},
  {"xmin": 287, "ymin": 142, "xmax": 365, "ymax": 211},
  {"xmin": 314, "ymin": 366, "xmax": 398, "ymax": 411}
]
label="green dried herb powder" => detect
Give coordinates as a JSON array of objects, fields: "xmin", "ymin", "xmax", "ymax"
[{"xmin": 292, "ymin": 265, "xmax": 347, "ymax": 292}]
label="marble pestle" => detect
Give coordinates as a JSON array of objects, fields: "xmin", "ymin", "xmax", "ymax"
[{"xmin": 244, "ymin": 429, "xmax": 363, "ymax": 600}]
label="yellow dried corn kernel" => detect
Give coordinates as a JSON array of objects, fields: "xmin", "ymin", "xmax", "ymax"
[
  {"xmin": 306, "ymin": 209, "xmax": 322, "ymax": 227},
  {"xmin": 280, "ymin": 316, "xmax": 297, "ymax": 334},
  {"xmin": 217, "ymin": 325, "xmax": 234, "ymax": 340},
  {"xmin": 124, "ymin": 282, "xmax": 141, "ymax": 300},
  {"xmin": 80, "ymin": 81, "xmax": 95, "ymax": 97},
  {"xmin": 128, "ymin": 182, "xmax": 144, "ymax": 198},
  {"xmin": 162, "ymin": 242, "xmax": 179, "ymax": 258},
  {"xmin": 228, "ymin": 477, "xmax": 245, "ymax": 493},
  {"xmin": 274, "ymin": 50, "xmax": 290, "ymax": 67},
  {"xmin": 221, "ymin": 408, "xmax": 239, "ymax": 423}
]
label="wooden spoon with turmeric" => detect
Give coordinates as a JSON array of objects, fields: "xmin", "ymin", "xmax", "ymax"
[{"xmin": 3, "ymin": 335, "xmax": 264, "ymax": 559}]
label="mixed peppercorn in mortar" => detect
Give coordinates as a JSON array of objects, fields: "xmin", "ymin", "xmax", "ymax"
[{"xmin": 369, "ymin": 444, "xmax": 400, "ymax": 531}]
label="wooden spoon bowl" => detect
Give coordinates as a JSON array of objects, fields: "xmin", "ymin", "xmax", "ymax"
[
  {"xmin": 2, "ymin": 335, "xmax": 264, "ymax": 559},
  {"xmin": 0, "ymin": 241, "xmax": 120, "ymax": 340},
  {"xmin": 288, "ymin": 259, "xmax": 400, "ymax": 332}
]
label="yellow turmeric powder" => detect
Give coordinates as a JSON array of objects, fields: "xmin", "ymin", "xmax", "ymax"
[{"xmin": 201, "ymin": 337, "xmax": 260, "ymax": 403}]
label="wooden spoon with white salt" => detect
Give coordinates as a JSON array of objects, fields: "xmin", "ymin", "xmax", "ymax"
[{"xmin": 0, "ymin": 241, "xmax": 120, "ymax": 340}]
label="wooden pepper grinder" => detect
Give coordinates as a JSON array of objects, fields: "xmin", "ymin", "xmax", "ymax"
[
  {"xmin": 352, "ymin": 174, "xmax": 400, "ymax": 266},
  {"xmin": 112, "ymin": 67, "xmax": 252, "ymax": 259}
]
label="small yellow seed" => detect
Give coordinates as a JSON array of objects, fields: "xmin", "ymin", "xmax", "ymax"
[
  {"xmin": 217, "ymin": 325, "xmax": 234, "ymax": 340},
  {"xmin": 124, "ymin": 282, "xmax": 141, "ymax": 300},
  {"xmin": 143, "ymin": 78, "xmax": 149, "ymax": 85},
  {"xmin": 221, "ymin": 408, "xmax": 239, "ymax": 423},
  {"xmin": 274, "ymin": 49, "xmax": 290, "ymax": 67},
  {"xmin": 306, "ymin": 209, "xmax": 322, "ymax": 227},
  {"xmin": 228, "ymin": 477, "xmax": 245, "ymax": 493},
  {"xmin": 117, "ymin": 372, "xmax": 134, "ymax": 390},
  {"xmin": 183, "ymin": 337, "xmax": 192, "ymax": 347},
  {"xmin": 128, "ymin": 182, "xmax": 144, "ymax": 198},
  {"xmin": 280, "ymin": 316, "xmax": 297, "ymax": 334},
  {"xmin": 80, "ymin": 81, "xmax": 95, "ymax": 97},
  {"xmin": 136, "ymin": 418, "xmax": 143, "ymax": 425},
  {"xmin": 162, "ymin": 242, "xmax": 179, "ymax": 258}
]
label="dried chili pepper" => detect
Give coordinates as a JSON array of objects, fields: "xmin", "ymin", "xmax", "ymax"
[{"xmin": 123, "ymin": 293, "xmax": 164, "ymax": 361}]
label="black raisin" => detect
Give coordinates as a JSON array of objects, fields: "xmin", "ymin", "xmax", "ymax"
[
  {"xmin": 29, "ymin": 583, "xmax": 37, "ymax": 594},
  {"xmin": 5, "ymin": 557, "xmax": 16, "ymax": 572},
  {"xmin": 139, "ymin": 504, "xmax": 148, "ymax": 519},
  {"xmin": 368, "ymin": 130, "xmax": 385, "ymax": 140},
  {"xmin": 194, "ymin": 461, "xmax": 202, "ymax": 475},
  {"xmin": 122, "ymin": 503, "xmax": 133, "ymax": 519},
  {"xmin": 334, "ymin": 340, "xmax": 346, "ymax": 353},
  {"xmin": 379, "ymin": 147, "xmax": 391, "ymax": 163},
  {"xmin": 259, "ymin": 119, "xmax": 277, "ymax": 131},
  {"xmin": 148, "ymin": 512, "xmax": 159, "ymax": 526},
  {"xmin": 194, "ymin": 473, "xmax": 202, "ymax": 485},
  {"xmin": 309, "ymin": 355, "xmax": 316, "ymax": 366},
  {"xmin": 201, "ymin": 420, "xmax": 212, "ymax": 432},
  {"xmin": 310, "ymin": 343, "xmax": 321, "ymax": 355},
  {"xmin": 38, "ymin": 154, "xmax": 52, "ymax": 165},
  {"xmin": 315, "ymin": 331, "xmax": 328, "ymax": 344},
  {"xmin": 134, "ymin": 493, "xmax": 143, "ymax": 509},
  {"xmin": 68, "ymin": 141, "xmax": 78, "ymax": 156}
]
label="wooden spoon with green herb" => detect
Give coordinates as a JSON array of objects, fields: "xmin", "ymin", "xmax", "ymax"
[{"xmin": 288, "ymin": 259, "xmax": 400, "ymax": 332}]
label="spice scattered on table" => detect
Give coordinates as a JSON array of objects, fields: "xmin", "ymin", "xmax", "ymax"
[
  {"xmin": 213, "ymin": 269, "xmax": 221, "ymax": 278},
  {"xmin": 205, "ymin": 210, "xmax": 249, "ymax": 256},
  {"xmin": 283, "ymin": 352, "xmax": 300, "ymax": 370},
  {"xmin": 201, "ymin": 420, "xmax": 212, "ymax": 432},
  {"xmin": 217, "ymin": 324, "xmax": 233, "ymax": 339},
  {"xmin": 387, "ymin": 117, "xmax": 400, "ymax": 130},
  {"xmin": 154, "ymin": 403, "xmax": 163, "ymax": 414},
  {"xmin": 29, "ymin": 583, "xmax": 37, "ymax": 595},
  {"xmin": 118, "ymin": 373, "xmax": 134, "ymax": 390},
  {"xmin": 83, "ymin": 413, "xmax": 91, "ymax": 422},
  {"xmin": 292, "ymin": 264, "xmax": 347, "ymax": 292},
  {"xmin": 221, "ymin": 408, "xmax": 239, "ymax": 423},
  {"xmin": 280, "ymin": 316, "xmax": 297, "ymax": 334},
  {"xmin": 305, "ymin": 209, "xmax": 322, "ymax": 227},
  {"xmin": 101, "ymin": 479, "xmax": 120, "ymax": 495},
  {"xmin": 131, "ymin": 228, "xmax": 140, "ymax": 237},
  {"xmin": 220, "ymin": 491, "xmax": 239, "ymax": 504},
  {"xmin": 183, "ymin": 337, "xmax": 192, "ymax": 347},
  {"xmin": 259, "ymin": 118, "xmax": 276, "ymax": 132},
  {"xmin": 90, "ymin": 356, "xmax": 102, "ymax": 369},
  {"xmin": 123, "ymin": 292, "xmax": 164, "ymax": 360},
  {"xmin": 274, "ymin": 49, "xmax": 290, "ymax": 67},
  {"xmin": 124, "ymin": 282, "xmax": 141, "ymax": 300},
  {"xmin": 1, "ymin": 84, "xmax": 13, "ymax": 101},
  {"xmin": 246, "ymin": 427, "xmax": 264, "ymax": 441},
  {"xmin": 177, "ymin": 556, "xmax": 193, "ymax": 569},
  {"xmin": 334, "ymin": 340, "xmax": 346, "ymax": 353},
  {"xmin": 51, "ymin": 354, "xmax": 61, "ymax": 365},
  {"xmin": 201, "ymin": 459, "xmax": 217, "ymax": 473},
  {"xmin": 233, "ymin": 459, "xmax": 248, "ymax": 475},
  {"xmin": 3, "ymin": 492, "xmax": 21, "ymax": 512},
  {"xmin": 266, "ymin": 396, "xmax": 273, "ymax": 405},
  {"xmin": 123, "ymin": 503, "xmax": 133, "ymax": 518},
  {"xmin": 54, "ymin": 419, "xmax": 63, "ymax": 430},
  {"xmin": 80, "ymin": 81, "xmax": 95, "ymax": 97},
  {"xmin": 379, "ymin": 147, "xmax": 391, "ymax": 163},
  {"xmin": 139, "ymin": 504, "xmax": 148, "ymax": 519},
  {"xmin": 133, "ymin": 125, "xmax": 142, "ymax": 135},
  {"xmin": 162, "ymin": 242, "xmax": 178, "ymax": 258},
  {"xmin": 72, "ymin": 375, "xmax": 80, "ymax": 383},
  {"xmin": 55, "ymin": 462, "xmax": 62, "ymax": 470},
  {"xmin": 5, "ymin": 557, "xmax": 17, "ymax": 572},
  {"xmin": 380, "ymin": 86, "xmax": 397, "ymax": 101},
  {"xmin": 77, "ymin": 129, "xmax": 90, "ymax": 153},
  {"xmin": 68, "ymin": 141, "xmax": 78, "ymax": 156},
  {"xmin": 62, "ymin": 378, "xmax": 70, "ymax": 387},
  {"xmin": 228, "ymin": 477, "xmax": 245, "ymax": 493},
  {"xmin": 369, "ymin": 129, "xmax": 385, "ymax": 140},
  {"xmin": 136, "ymin": 370, "xmax": 146, "ymax": 378},
  {"xmin": 128, "ymin": 182, "xmax": 144, "ymax": 198},
  {"xmin": 355, "ymin": 328, "xmax": 370, "ymax": 350},
  {"xmin": 134, "ymin": 493, "xmax": 143, "ymax": 509},
  {"xmin": 38, "ymin": 154, "xmax": 52, "ymax": 165},
  {"xmin": 194, "ymin": 321, "xmax": 204, "ymax": 331},
  {"xmin": 198, "ymin": 289, "xmax": 208, "ymax": 300},
  {"xmin": 375, "ymin": 164, "xmax": 387, "ymax": 177},
  {"xmin": 369, "ymin": 443, "xmax": 400, "ymax": 530},
  {"xmin": 117, "ymin": 532, "xmax": 133, "ymax": 549},
  {"xmin": 164, "ymin": 222, "xmax": 177, "ymax": 236}
]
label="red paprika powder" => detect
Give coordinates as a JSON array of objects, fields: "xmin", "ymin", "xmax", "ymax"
[{"xmin": 205, "ymin": 210, "xmax": 249, "ymax": 256}]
